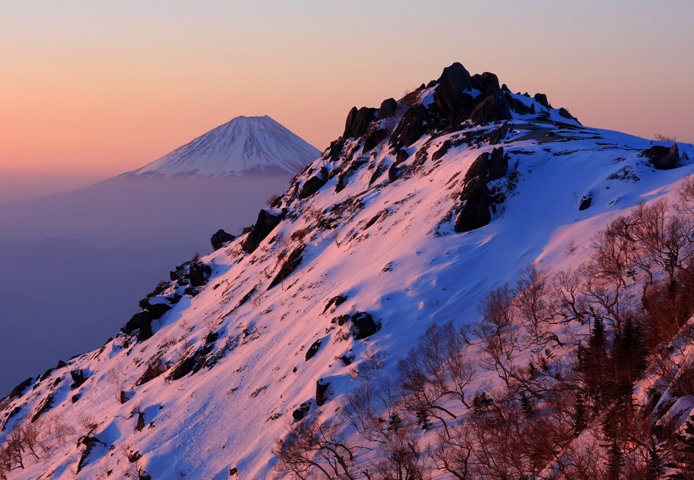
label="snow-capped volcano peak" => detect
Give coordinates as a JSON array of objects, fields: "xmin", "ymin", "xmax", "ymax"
[{"xmin": 127, "ymin": 115, "xmax": 320, "ymax": 177}]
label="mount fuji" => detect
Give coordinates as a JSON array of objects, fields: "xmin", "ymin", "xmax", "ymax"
[{"xmin": 127, "ymin": 115, "xmax": 320, "ymax": 177}]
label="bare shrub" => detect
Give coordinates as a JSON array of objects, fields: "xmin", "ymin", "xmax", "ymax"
[
  {"xmin": 273, "ymin": 418, "xmax": 356, "ymax": 480},
  {"xmin": 654, "ymin": 133, "xmax": 677, "ymax": 142}
]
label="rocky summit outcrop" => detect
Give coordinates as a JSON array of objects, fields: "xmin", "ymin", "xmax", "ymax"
[{"xmin": 433, "ymin": 62, "xmax": 472, "ymax": 112}]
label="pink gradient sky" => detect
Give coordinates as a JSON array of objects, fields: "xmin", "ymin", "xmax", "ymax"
[{"xmin": 0, "ymin": 1, "xmax": 692, "ymax": 195}]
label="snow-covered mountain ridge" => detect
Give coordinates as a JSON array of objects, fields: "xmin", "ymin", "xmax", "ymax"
[
  {"xmin": 126, "ymin": 115, "xmax": 320, "ymax": 177},
  {"xmin": 2, "ymin": 63, "xmax": 694, "ymax": 479}
]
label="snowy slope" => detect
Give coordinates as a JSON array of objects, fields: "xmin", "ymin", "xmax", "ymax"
[
  {"xmin": 126, "ymin": 116, "xmax": 320, "ymax": 177},
  {"xmin": 1, "ymin": 65, "xmax": 693, "ymax": 479}
]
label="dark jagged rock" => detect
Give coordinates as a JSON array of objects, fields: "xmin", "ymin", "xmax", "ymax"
[
  {"xmin": 2, "ymin": 406, "xmax": 21, "ymax": 431},
  {"xmin": 640, "ymin": 144, "xmax": 680, "ymax": 170},
  {"xmin": 463, "ymin": 152, "xmax": 489, "ymax": 185},
  {"xmin": 326, "ymin": 138, "xmax": 345, "ymax": 162},
  {"xmin": 122, "ymin": 311, "xmax": 154, "ymax": 342},
  {"xmin": 70, "ymin": 369, "xmax": 86, "ymax": 389},
  {"xmin": 433, "ymin": 62, "xmax": 472, "ymax": 112},
  {"xmin": 475, "ymin": 72, "xmax": 500, "ymax": 92},
  {"xmin": 56, "ymin": 360, "xmax": 67, "ymax": 369},
  {"xmin": 534, "ymin": 93, "xmax": 549, "ymax": 108},
  {"xmin": 167, "ymin": 293, "xmax": 182, "ymax": 304},
  {"xmin": 135, "ymin": 411, "xmax": 145, "ymax": 432},
  {"xmin": 432, "ymin": 140, "xmax": 453, "ymax": 162},
  {"xmin": 489, "ymin": 121, "xmax": 509, "ymax": 146},
  {"xmin": 268, "ymin": 246, "xmax": 305, "ymax": 289},
  {"xmin": 390, "ymin": 105, "xmax": 427, "ymax": 150},
  {"xmin": 505, "ymin": 92, "xmax": 529, "ymax": 114},
  {"xmin": 168, "ymin": 352, "xmax": 200, "ymax": 381},
  {"xmin": 388, "ymin": 162, "xmax": 403, "ymax": 183},
  {"xmin": 351, "ymin": 312, "xmax": 378, "ymax": 339},
  {"xmin": 658, "ymin": 144, "xmax": 680, "ymax": 170},
  {"xmin": 344, "ymin": 107, "xmax": 377, "ymax": 140},
  {"xmin": 558, "ymin": 108, "xmax": 573, "ymax": 120},
  {"xmin": 169, "ymin": 271, "xmax": 180, "ymax": 281},
  {"xmin": 305, "ymin": 340, "xmax": 321, "ymax": 361},
  {"xmin": 205, "ymin": 332, "xmax": 219, "ymax": 345},
  {"xmin": 299, "ymin": 167, "xmax": 329, "ymax": 199},
  {"xmin": 8, "ymin": 377, "xmax": 33, "ymax": 400},
  {"xmin": 363, "ymin": 128, "xmax": 388, "ymax": 152},
  {"xmin": 579, "ymin": 196, "xmax": 592, "ymax": 211},
  {"xmin": 340, "ymin": 355, "xmax": 354, "ymax": 366},
  {"xmin": 140, "ymin": 300, "xmax": 172, "ymax": 320},
  {"xmin": 31, "ymin": 393, "xmax": 54, "ymax": 423},
  {"xmin": 292, "ymin": 402, "xmax": 310, "ymax": 421},
  {"xmin": 77, "ymin": 435, "xmax": 106, "ymax": 473},
  {"xmin": 488, "ymin": 147, "xmax": 509, "ymax": 181},
  {"xmin": 322, "ymin": 294, "xmax": 348, "ymax": 314},
  {"xmin": 332, "ymin": 314, "xmax": 350, "ymax": 326},
  {"xmin": 377, "ymin": 98, "xmax": 398, "ymax": 119},
  {"xmin": 455, "ymin": 177, "xmax": 491, "ymax": 232},
  {"xmin": 470, "ymin": 91, "xmax": 512, "ymax": 123},
  {"xmin": 210, "ymin": 229, "xmax": 236, "ymax": 251},
  {"xmin": 242, "ymin": 209, "xmax": 284, "ymax": 253},
  {"xmin": 189, "ymin": 262, "xmax": 212, "ymax": 287},
  {"xmin": 316, "ymin": 380, "xmax": 330, "ymax": 406}
]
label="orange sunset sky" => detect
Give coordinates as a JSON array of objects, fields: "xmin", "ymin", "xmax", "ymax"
[{"xmin": 0, "ymin": 1, "xmax": 692, "ymax": 200}]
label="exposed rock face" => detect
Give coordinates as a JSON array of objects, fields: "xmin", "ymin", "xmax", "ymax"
[
  {"xmin": 122, "ymin": 311, "xmax": 154, "ymax": 342},
  {"xmin": 464, "ymin": 152, "xmax": 489, "ymax": 185},
  {"xmin": 640, "ymin": 144, "xmax": 680, "ymax": 170},
  {"xmin": 505, "ymin": 92, "xmax": 529, "ymax": 114},
  {"xmin": 433, "ymin": 62, "xmax": 472, "ymax": 112},
  {"xmin": 189, "ymin": 262, "xmax": 212, "ymax": 288},
  {"xmin": 242, "ymin": 209, "xmax": 284, "ymax": 253},
  {"xmin": 268, "ymin": 246, "xmax": 305, "ymax": 289},
  {"xmin": 299, "ymin": 176, "xmax": 325, "ymax": 199},
  {"xmin": 344, "ymin": 107, "xmax": 377, "ymax": 140},
  {"xmin": 292, "ymin": 402, "xmax": 310, "ymax": 421},
  {"xmin": 470, "ymin": 91, "xmax": 512, "ymax": 123},
  {"xmin": 8, "ymin": 377, "xmax": 33, "ymax": 401},
  {"xmin": 322, "ymin": 294, "xmax": 348, "ymax": 314},
  {"xmin": 455, "ymin": 178, "xmax": 491, "ymax": 232},
  {"xmin": 363, "ymin": 128, "xmax": 389, "ymax": 152},
  {"xmin": 146, "ymin": 302, "xmax": 172, "ymax": 320},
  {"xmin": 70, "ymin": 370, "xmax": 86, "ymax": 389},
  {"xmin": 316, "ymin": 380, "xmax": 330, "ymax": 406},
  {"xmin": 210, "ymin": 229, "xmax": 236, "ymax": 251},
  {"xmin": 390, "ymin": 105, "xmax": 428, "ymax": 150},
  {"xmin": 305, "ymin": 340, "xmax": 321, "ymax": 361},
  {"xmin": 534, "ymin": 93, "xmax": 549, "ymax": 108},
  {"xmin": 488, "ymin": 147, "xmax": 508, "ymax": 181},
  {"xmin": 579, "ymin": 196, "xmax": 592, "ymax": 211},
  {"xmin": 351, "ymin": 312, "xmax": 378, "ymax": 339},
  {"xmin": 377, "ymin": 98, "xmax": 398, "ymax": 119},
  {"xmin": 489, "ymin": 122, "xmax": 509, "ymax": 146}
]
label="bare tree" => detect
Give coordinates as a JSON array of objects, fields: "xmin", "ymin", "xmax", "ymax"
[{"xmin": 273, "ymin": 418, "xmax": 356, "ymax": 480}]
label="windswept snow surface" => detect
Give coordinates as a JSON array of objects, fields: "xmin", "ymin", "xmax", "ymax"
[
  {"xmin": 2, "ymin": 84, "xmax": 693, "ymax": 480},
  {"xmin": 127, "ymin": 116, "xmax": 321, "ymax": 177}
]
